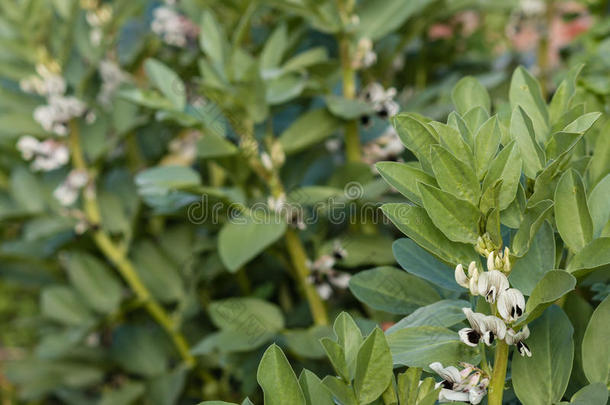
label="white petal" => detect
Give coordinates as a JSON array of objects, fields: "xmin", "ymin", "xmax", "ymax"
[
  {"xmin": 454, "ymin": 264, "xmax": 469, "ymax": 288},
  {"xmin": 517, "ymin": 325, "xmax": 530, "ymax": 340},
  {"xmin": 468, "ymin": 261, "xmax": 478, "ymax": 277},
  {"xmin": 477, "ymin": 270, "xmax": 509, "ymax": 303},
  {"xmin": 469, "ymin": 386, "xmax": 487, "ymax": 404},
  {"xmin": 429, "ymin": 362, "xmax": 461, "ymax": 383},
  {"xmin": 316, "ymin": 283, "xmax": 332, "ymax": 300},
  {"xmin": 438, "ymin": 389, "xmax": 470, "ymax": 402},
  {"xmin": 463, "ymin": 308, "xmax": 488, "ymax": 333},
  {"xmin": 517, "ymin": 341, "xmax": 532, "ymax": 357},
  {"xmin": 487, "ymin": 252, "xmax": 495, "ymax": 271},
  {"xmin": 505, "ymin": 328, "xmax": 517, "ymax": 345},
  {"xmin": 483, "ymin": 315, "xmax": 507, "ymax": 341},
  {"xmin": 497, "ymin": 288, "xmax": 525, "ymax": 322},
  {"xmin": 458, "ymin": 328, "xmax": 481, "ymax": 347},
  {"xmin": 329, "ymin": 272, "xmax": 351, "ymax": 289}
]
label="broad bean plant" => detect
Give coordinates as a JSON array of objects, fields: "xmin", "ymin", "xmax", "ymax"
[{"xmin": 0, "ymin": 0, "xmax": 609, "ymax": 404}]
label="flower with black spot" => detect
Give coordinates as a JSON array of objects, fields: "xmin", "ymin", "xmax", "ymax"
[
  {"xmin": 459, "ymin": 308, "xmax": 506, "ymax": 347},
  {"xmin": 497, "ymin": 288, "xmax": 526, "ymax": 323},
  {"xmin": 506, "ymin": 326, "xmax": 532, "ymax": 357}
]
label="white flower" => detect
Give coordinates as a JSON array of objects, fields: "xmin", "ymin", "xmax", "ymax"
[
  {"xmin": 353, "ymin": 37, "xmax": 377, "ymax": 69},
  {"xmin": 151, "ymin": 6, "xmax": 198, "ymax": 47},
  {"xmin": 359, "ymin": 83, "xmax": 399, "ymax": 120},
  {"xmin": 17, "ymin": 136, "xmax": 69, "ymax": 171},
  {"xmin": 20, "ymin": 64, "xmax": 66, "ymax": 96},
  {"xmin": 430, "ymin": 362, "xmax": 488, "ymax": 405},
  {"xmin": 455, "ymin": 261, "xmax": 480, "ymax": 295},
  {"xmin": 362, "ymin": 127, "xmax": 404, "ymax": 165},
  {"xmin": 497, "ymin": 288, "xmax": 526, "ymax": 323},
  {"xmin": 260, "ymin": 152, "xmax": 273, "ymax": 171},
  {"xmin": 53, "ymin": 170, "xmax": 89, "ymax": 206},
  {"xmin": 307, "ymin": 243, "xmax": 350, "ymax": 300},
  {"xmin": 33, "ymin": 95, "xmax": 87, "ymax": 136},
  {"xmin": 506, "ymin": 326, "xmax": 532, "ymax": 357},
  {"xmin": 459, "ymin": 308, "xmax": 506, "ymax": 346},
  {"xmin": 98, "ymin": 60, "xmax": 128, "ymax": 106},
  {"xmin": 477, "ymin": 270, "xmax": 509, "ymax": 303}
]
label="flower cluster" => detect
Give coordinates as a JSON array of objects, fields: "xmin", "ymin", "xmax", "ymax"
[
  {"xmin": 307, "ymin": 241, "xmax": 350, "ymax": 300},
  {"xmin": 16, "ymin": 136, "xmax": 69, "ymax": 171},
  {"xmin": 151, "ymin": 6, "xmax": 199, "ymax": 47},
  {"xmin": 359, "ymin": 82, "xmax": 400, "ymax": 124},
  {"xmin": 352, "ymin": 37, "xmax": 377, "ymax": 69},
  {"xmin": 98, "ymin": 60, "xmax": 129, "ymax": 107},
  {"xmin": 85, "ymin": 3, "xmax": 112, "ymax": 46},
  {"xmin": 454, "ymin": 257, "xmax": 531, "ymax": 356},
  {"xmin": 20, "ymin": 64, "xmax": 88, "ymax": 136},
  {"xmin": 54, "ymin": 170, "xmax": 89, "ymax": 206},
  {"xmin": 430, "ymin": 362, "xmax": 489, "ymax": 404}
]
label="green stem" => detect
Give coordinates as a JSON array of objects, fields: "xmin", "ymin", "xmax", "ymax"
[
  {"xmin": 488, "ymin": 340, "xmax": 509, "ymax": 405},
  {"xmin": 69, "ymin": 123, "xmax": 195, "ymax": 367},
  {"xmin": 338, "ymin": 34, "xmax": 361, "ymax": 163},
  {"xmin": 285, "ymin": 229, "xmax": 329, "ymax": 325}
]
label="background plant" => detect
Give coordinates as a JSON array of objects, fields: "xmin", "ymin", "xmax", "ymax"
[{"xmin": 0, "ymin": 0, "xmax": 608, "ymax": 404}]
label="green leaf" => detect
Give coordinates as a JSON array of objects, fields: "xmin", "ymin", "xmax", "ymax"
[
  {"xmin": 356, "ymin": 0, "xmax": 436, "ymax": 40},
  {"xmin": 197, "ymin": 134, "xmax": 238, "ymax": 159},
  {"xmin": 447, "ymin": 111, "xmax": 474, "ymax": 148},
  {"xmin": 322, "ymin": 376, "xmax": 357, "ymax": 405},
  {"xmin": 208, "ymin": 298, "xmax": 285, "ymax": 341},
  {"xmin": 260, "ymin": 24, "xmax": 288, "ymax": 74},
  {"xmin": 549, "ymin": 64, "xmax": 583, "ymax": 126},
  {"xmin": 418, "ymin": 182, "xmax": 481, "ymax": 244},
  {"xmin": 512, "ymin": 306, "xmax": 574, "ymax": 405},
  {"xmin": 135, "ymin": 165, "xmax": 201, "ymax": 196},
  {"xmin": 266, "ymin": 72, "xmax": 306, "ymax": 104},
  {"xmin": 393, "ymin": 113, "xmax": 438, "ymax": 172},
  {"xmin": 332, "ymin": 312, "xmax": 364, "ymax": 377},
  {"xmin": 257, "ymin": 344, "xmax": 306, "ymax": 405},
  {"xmin": 99, "ymin": 382, "xmax": 145, "ymax": 405},
  {"xmin": 555, "ymin": 169, "xmax": 593, "ymax": 252},
  {"xmin": 218, "ymin": 215, "xmax": 287, "ymax": 271},
  {"xmin": 429, "ymin": 144, "xmax": 480, "ymax": 205},
  {"xmin": 511, "ymin": 106, "xmax": 545, "ymax": 178},
  {"xmin": 111, "ymin": 325, "xmax": 170, "ymax": 377},
  {"xmin": 567, "ymin": 383, "xmax": 609, "ymax": 405},
  {"xmin": 567, "ymin": 238, "xmax": 610, "ymax": 278},
  {"xmin": 64, "ymin": 252, "xmax": 122, "ymax": 314},
  {"xmin": 588, "ymin": 174, "xmax": 610, "ymax": 238},
  {"xmin": 283, "ymin": 47, "xmax": 328, "ymax": 72},
  {"xmin": 386, "ymin": 300, "xmax": 470, "ymax": 334},
  {"xmin": 562, "ymin": 112, "xmax": 602, "ymax": 134},
  {"xmin": 326, "ymin": 95, "xmax": 375, "ymax": 119},
  {"xmin": 517, "ymin": 270, "xmax": 576, "ymax": 326},
  {"xmin": 284, "ymin": 326, "xmax": 333, "ymax": 359},
  {"xmin": 320, "ymin": 338, "xmax": 349, "ymax": 381},
  {"xmin": 509, "ymin": 66, "xmax": 549, "ymax": 142},
  {"xmin": 474, "ymin": 116, "xmax": 501, "ymax": 180},
  {"xmin": 144, "ymin": 59, "xmax": 185, "ymax": 111},
  {"xmin": 279, "ymin": 109, "xmax": 341, "ymax": 154},
  {"xmin": 348, "ymin": 266, "xmax": 440, "ymax": 314},
  {"xmin": 510, "ymin": 221, "xmax": 556, "ymax": 295},
  {"xmin": 299, "ymin": 370, "xmax": 334, "ymax": 405},
  {"xmin": 387, "ymin": 326, "xmax": 478, "ymax": 368},
  {"xmin": 375, "ymin": 162, "xmax": 436, "ymax": 206},
  {"xmin": 463, "ymin": 107, "xmax": 489, "ymax": 135},
  {"xmin": 381, "ymin": 204, "xmax": 478, "ymax": 265},
  {"xmin": 40, "ymin": 286, "xmax": 95, "ymax": 326},
  {"xmin": 452, "ymin": 76, "xmax": 491, "ymax": 115},
  {"xmin": 582, "ymin": 296, "xmax": 610, "ymax": 385},
  {"xmin": 512, "ymin": 200, "xmax": 554, "ymax": 257},
  {"xmin": 354, "ymin": 328, "xmax": 393, "ymax": 404},
  {"xmin": 131, "ymin": 240, "xmax": 184, "ymax": 303},
  {"xmin": 200, "ymin": 11, "xmax": 227, "ymax": 67},
  {"xmin": 392, "ymin": 238, "xmax": 461, "ymax": 292},
  {"xmin": 429, "ymin": 121, "xmax": 474, "ymax": 168}
]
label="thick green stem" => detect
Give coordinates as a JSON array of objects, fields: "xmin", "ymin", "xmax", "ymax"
[
  {"xmin": 488, "ymin": 340, "xmax": 509, "ymax": 405},
  {"xmin": 69, "ymin": 123, "xmax": 195, "ymax": 367},
  {"xmin": 285, "ymin": 229, "xmax": 329, "ymax": 325},
  {"xmin": 338, "ymin": 34, "xmax": 361, "ymax": 163}
]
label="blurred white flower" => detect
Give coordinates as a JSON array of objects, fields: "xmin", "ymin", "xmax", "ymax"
[
  {"xmin": 33, "ymin": 95, "xmax": 87, "ymax": 136},
  {"xmin": 307, "ymin": 241, "xmax": 350, "ymax": 300},
  {"xmin": 53, "ymin": 170, "xmax": 89, "ymax": 206},
  {"xmin": 98, "ymin": 60, "xmax": 128, "ymax": 106},
  {"xmin": 151, "ymin": 6, "xmax": 198, "ymax": 47},
  {"xmin": 17, "ymin": 136, "xmax": 69, "ymax": 171},
  {"xmin": 353, "ymin": 37, "xmax": 377, "ymax": 69},
  {"xmin": 19, "ymin": 64, "xmax": 66, "ymax": 97}
]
